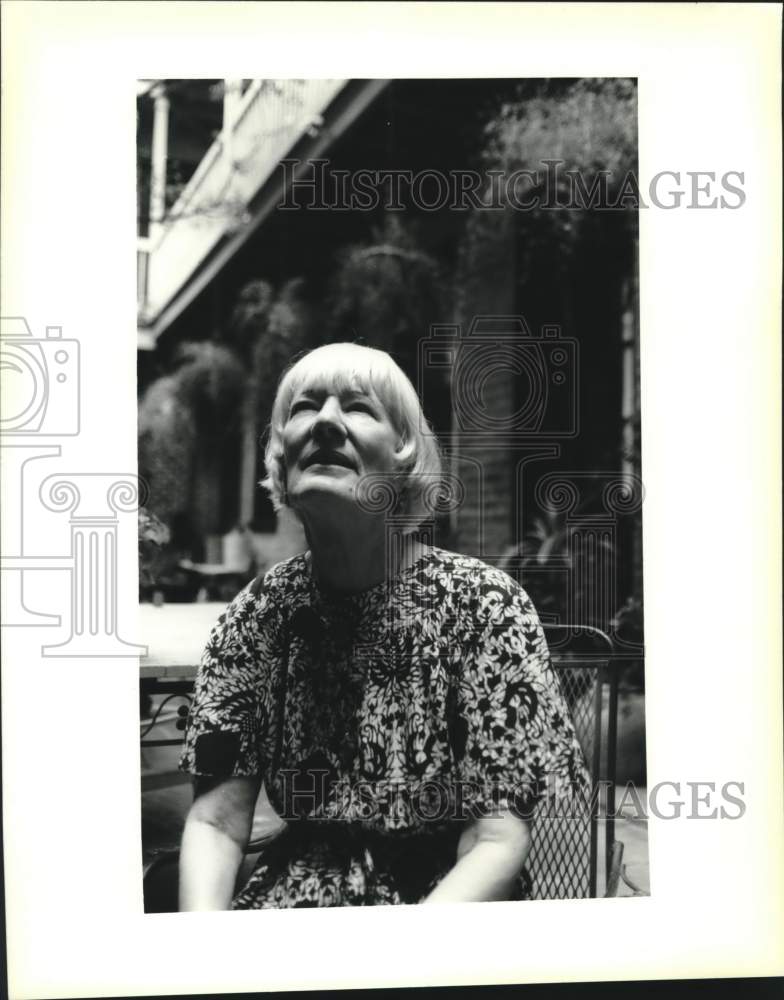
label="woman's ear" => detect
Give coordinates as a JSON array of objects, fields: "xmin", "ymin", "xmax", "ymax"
[{"xmin": 394, "ymin": 436, "xmax": 416, "ymax": 467}]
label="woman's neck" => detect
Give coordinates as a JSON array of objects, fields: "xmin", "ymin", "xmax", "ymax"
[{"xmin": 301, "ymin": 512, "xmax": 424, "ymax": 594}]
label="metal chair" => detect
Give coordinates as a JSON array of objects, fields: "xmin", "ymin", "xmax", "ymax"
[{"xmin": 526, "ymin": 624, "xmax": 620, "ymax": 899}]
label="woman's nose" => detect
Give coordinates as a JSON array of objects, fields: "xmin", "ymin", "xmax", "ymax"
[{"xmin": 311, "ymin": 397, "xmax": 346, "ymax": 442}]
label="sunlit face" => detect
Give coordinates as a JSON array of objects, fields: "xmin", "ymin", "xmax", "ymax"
[{"xmin": 282, "ymin": 377, "xmax": 404, "ymax": 512}]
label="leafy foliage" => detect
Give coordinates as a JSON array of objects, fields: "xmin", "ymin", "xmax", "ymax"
[
  {"xmin": 138, "ymin": 275, "xmax": 311, "ymax": 545},
  {"xmin": 227, "ymin": 276, "xmax": 313, "ymax": 430},
  {"xmin": 169, "ymin": 341, "xmax": 247, "ymax": 433},
  {"xmin": 484, "ymin": 79, "xmax": 638, "ymax": 183},
  {"xmin": 327, "ymin": 215, "xmax": 444, "ymax": 362},
  {"xmin": 138, "ymin": 375, "xmax": 196, "ymax": 524},
  {"xmin": 137, "ymin": 506, "xmax": 171, "ymax": 589},
  {"xmin": 457, "ymin": 78, "xmax": 638, "ymax": 309},
  {"xmin": 505, "ymin": 505, "xmax": 615, "ymax": 631},
  {"xmin": 138, "ymin": 341, "xmax": 246, "ymax": 539}
]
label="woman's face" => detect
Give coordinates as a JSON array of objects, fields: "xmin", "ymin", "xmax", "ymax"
[{"xmin": 282, "ymin": 378, "xmax": 404, "ymax": 513}]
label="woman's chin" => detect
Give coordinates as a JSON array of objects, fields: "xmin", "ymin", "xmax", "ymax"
[{"xmin": 289, "ymin": 477, "xmax": 359, "ymax": 511}]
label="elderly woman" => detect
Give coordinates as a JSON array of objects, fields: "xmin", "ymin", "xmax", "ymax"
[{"xmin": 178, "ymin": 342, "xmax": 588, "ymax": 909}]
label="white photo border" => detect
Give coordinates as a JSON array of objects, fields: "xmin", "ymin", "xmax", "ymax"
[{"xmin": 1, "ymin": 2, "xmax": 782, "ymax": 997}]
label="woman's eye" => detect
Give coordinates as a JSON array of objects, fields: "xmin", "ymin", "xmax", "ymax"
[
  {"xmin": 290, "ymin": 400, "xmax": 317, "ymax": 415},
  {"xmin": 346, "ymin": 401, "xmax": 374, "ymax": 414}
]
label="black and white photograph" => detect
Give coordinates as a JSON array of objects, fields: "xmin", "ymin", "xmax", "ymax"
[
  {"xmin": 136, "ymin": 76, "xmax": 649, "ymax": 912},
  {"xmin": 1, "ymin": 3, "xmax": 782, "ymax": 997}
]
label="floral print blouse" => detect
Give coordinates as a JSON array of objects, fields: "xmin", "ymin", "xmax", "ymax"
[{"xmin": 179, "ymin": 545, "xmax": 589, "ymax": 907}]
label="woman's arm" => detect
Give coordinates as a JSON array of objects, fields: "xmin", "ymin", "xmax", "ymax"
[
  {"xmin": 179, "ymin": 774, "xmax": 262, "ymax": 911},
  {"xmin": 423, "ymin": 810, "xmax": 531, "ymax": 904}
]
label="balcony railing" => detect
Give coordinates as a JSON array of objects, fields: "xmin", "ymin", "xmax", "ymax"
[{"xmin": 139, "ymin": 79, "xmax": 345, "ymax": 324}]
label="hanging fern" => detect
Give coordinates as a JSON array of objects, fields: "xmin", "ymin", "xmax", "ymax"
[
  {"xmin": 457, "ymin": 78, "xmax": 638, "ymax": 311},
  {"xmin": 327, "ymin": 215, "xmax": 444, "ymax": 365}
]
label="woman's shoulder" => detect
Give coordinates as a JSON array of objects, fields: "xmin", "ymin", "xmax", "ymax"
[
  {"xmin": 423, "ymin": 545, "xmax": 539, "ymax": 620},
  {"xmin": 217, "ymin": 552, "xmax": 310, "ymax": 629},
  {"xmin": 245, "ymin": 551, "xmax": 310, "ymax": 599},
  {"xmin": 425, "ymin": 546, "xmax": 525, "ymax": 592}
]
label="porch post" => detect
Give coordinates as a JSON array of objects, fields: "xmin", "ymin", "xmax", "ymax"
[{"xmin": 149, "ymin": 82, "xmax": 170, "ymax": 242}]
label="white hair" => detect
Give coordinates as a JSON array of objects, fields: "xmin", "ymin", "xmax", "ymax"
[{"xmin": 261, "ymin": 343, "xmax": 443, "ymax": 526}]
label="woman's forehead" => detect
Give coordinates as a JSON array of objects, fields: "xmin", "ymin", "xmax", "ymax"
[
  {"xmin": 279, "ymin": 344, "xmax": 407, "ymax": 422},
  {"xmin": 291, "ymin": 365, "xmax": 383, "ymax": 399}
]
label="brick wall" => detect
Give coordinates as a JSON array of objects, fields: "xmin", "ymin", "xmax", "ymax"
[{"xmin": 452, "ymin": 215, "xmax": 516, "ymax": 561}]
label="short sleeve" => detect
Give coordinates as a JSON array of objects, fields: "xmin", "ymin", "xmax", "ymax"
[
  {"xmin": 453, "ymin": 572, "xmax": 590, "ymax": 819},
  {"xmin": 178, "ymin": 579, "xmax": 280, "ymax": 779}
]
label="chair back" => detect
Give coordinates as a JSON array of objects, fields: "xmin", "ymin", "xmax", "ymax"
[{"xmin": 524, "ymin": 624, "xmax": 617, "ymax": 899}]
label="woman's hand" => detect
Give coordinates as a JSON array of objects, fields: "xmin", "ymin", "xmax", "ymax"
[
  {"xmin": 179, "ymin": 774, "xmax": 262, "ymax": 911},
  {"xmin": 423, "ymin": 809, "xmax": 531, "ymax": 904}
]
